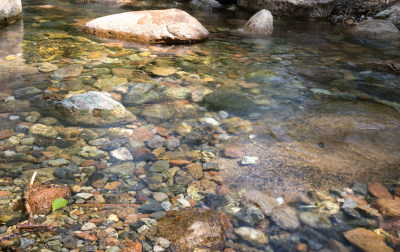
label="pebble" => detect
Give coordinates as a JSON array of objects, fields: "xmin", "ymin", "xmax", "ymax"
[
  {"xmin": 153, "ymin": 245, "xmax": 165, "ymax": 252},
  {"xmin": 29, "ymin": 124, "xmax": 58, "ymax": 138},
  {"xmin": 177, "ymin": 198, "xmax": 191, "ymax": 208},
  {"xmin": 48, "ymin": 158, "xmax": 70, "ymax": 167},
  {"xmin": 81, "ymin": 222, "xmax": 96, "ymax": 231},
  {"xmin": 342, "ymin": 198, "xmax": 357, "ymax": 209},
  {"xmin": 108, "ymin": 214, "xmax": 119, "ymax": 222},
  {"xmin": 149, "ymin": 160, "xmax": 170, "ymax": 173},
  {"xmin": 110, "ymin": 147, "xmax": 133, "ymax": 161},
  {"xmin": 156, "ymin": 237, "xmax": 170, "ymax": 248},
  {"xmin": 217, "ymin": 111, "xmax": 229, "ymax": 119},
  {"xmin": 352, "ymin": 183, "xmax": 368, "ymax": 195},
  {"xmin": 299, "ymin": 212, "xmax": 332, "ymax": 229},
  {"xmin": 153, "ymin": 192, "xmax": 169, "ymax": 202},
  {"xmin": 141, "ymin": 218, "xmax": 158, "ymax": 228},
  {"xmin": 368, "ymin": 183, "xmax": 393, "ymax": 199},
  {"xmin": 163, "ymin": 138, "xmax": 180, "ymax": 151},
  {"xmin": 19, "ymin": 238, "xmax": 35, "ymax": 249},
  {"xmin": 271, "ymin": 206, "xmax": 300, "ymax": 231},
  {"xmin": 236, "ymin": 204, "xmax": 265, "ymax": 225},
  {"xmin": 234, "ymin": 227, "xmax": 269, "ymax": 247},
  {"xmin": 241, "ymin": 156, "xmax": 258, "ymax": 165},
  {"xmin": 344, "ymin": 228, "xmax": 393, "ymax": 252},
  {"xmin": 199, "ymin": 117, "xmax": 220, "ymax": 126},
  {"xmin": 147, "ymin": 135, "xmax": 164, "ymax": 149},
  {"xmin": 76, "ymin": 193, "xmax": 93, "ymax": 200},
  {"xmin": 138, "ymin": 225, "xmax": 149, "ymax": 233}
]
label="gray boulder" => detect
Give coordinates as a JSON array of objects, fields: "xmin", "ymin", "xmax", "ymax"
[
  {"xmin": 47, "ymin": 91, "xmax": 136, "ymax": 127},
  {"xmin": 350, "ymin": 19, "xmax": 400, "ymax": 40},
  {"xmin": 242, "ymin": 9, "xmax": 273, "ymax": 34},
  {"xmin": 375, "ymin": 3, "xmax": 400, "ymax": 29},
  {"xmin": 0, "ymin": 0, "xmax": 22, "ymax": 27},
  {"xmin": 83, "ymin": 9, "xmax": 209, "ymax": 44},
  {"xmin": 237, "ymin": 0, "xmax": 336, "ymax": 18}
]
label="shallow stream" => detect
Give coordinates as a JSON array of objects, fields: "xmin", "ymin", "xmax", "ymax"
[{"xmin": 1, "ymin": 0, "xmax": 400, "ymax": 251}]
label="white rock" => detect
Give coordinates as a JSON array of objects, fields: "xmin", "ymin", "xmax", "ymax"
[
  {"xmin": 110, "ymin": 147, "xmax": 133, "ymax": 161},
  {"xmin": 199, "ymin": 117, "xmax": 220, "ymax": 126},
  {"xmin": 242, "ymin": 9, "xmax": 273, "ymax": 35},
  {"xmin": 81, "ymin": 222, "xmax": 96, "ymax": 231},
  {"xmin": 108, "ymin": 214, "xmax": 119, "ymax": 222},
  {"xmin": 76, "ymin": 193, "xmax": 93, "ymax": 200},
  {"xmin": 241, "ymin": 156, "xmax": 258, "ymax": 165},
  {"xmin": 234, "ymin": 227, "xmax": 268, "ymax": 247},
  {"xmin": 9, "ymin": 115, "xmax": 19, "ymax": 120},
  {"xmin": 138, "ymin": 225, "xmax": 149, "ymax": 233},
  {"xmin": 177, "ymin": 198, "xmax": 191, "ymax": 208},
  {"xmin": 153, "ymin": 192, "xmax": 169, "ymax": 202},
  {"xmin": 153, "ymin": 245, "xmax": 165, "ymax": 252},
  {"xmin": 141, "ymin": 218, "xmax": 157, "ymax": 228},
  {"xmin": 156, "ymin": 237, "xmax": 170, "ymax": 248}
]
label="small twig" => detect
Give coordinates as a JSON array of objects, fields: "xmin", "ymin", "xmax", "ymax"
[
  {"xmin": 30, "ymin": 171, "xmax": 37, "ymax": 186},
  {"xmin": 17, "ymin": 223, "xmax": 58, "ymax": 235}
]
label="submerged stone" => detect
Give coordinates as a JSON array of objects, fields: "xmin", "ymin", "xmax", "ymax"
[
  {"xmin": 158, "ymin": 208, "xmax": 225, "ymax": 251},
  {"xmin": 46, "ymin": 91, "xmax": 136, "ymax": 127},
  {"xmin": 50, "ymin": 64, "xmax": 83, "ymax": 80},
  {"xmin": 344, "ymin": 228, "xmax": 393, "ymax": 252},
  {"xmin": 234, "ymin": 227, "xmax": 268, "ymax": 247}
]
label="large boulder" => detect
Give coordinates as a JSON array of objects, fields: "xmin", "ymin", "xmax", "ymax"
[
  {"xmin": 242, "ymin": 9, "xmax": 273, "ymax": 34},
  {"xmin": 237, "ymin": 0, "xmax": 336, "ymax": 18},
  {"xmin": 0, "ymin": 0, "xmax": 22, "ymax": 27},
  {"xmin": 82, "ymin": 9, "xmax": 209, "ymax": 44},
  {"xmin": 331, "ymin": 0, "xmax": 398, "ymax": 22},
  {"xmin": 350, "ymin": 19, "xmax": 400, "ymax": 40},
  {"xmin": 45, "ymin": 91, "xmax": 136, "ymax": 127},
  {"xmin": 375, "ymin": 3, "xmax": 400, "ymax": 29}
]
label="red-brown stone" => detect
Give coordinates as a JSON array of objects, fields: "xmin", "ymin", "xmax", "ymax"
[
  {"xmin": 75, "ymin": 232, "xmax": 98, "ymax": 241},
  {"xmin": 80, "ymin": 159, "xmax": 97, "ymax": 167},
  {"xmin": 0, "ymin": 129, "xmax": 15, "ymax": 140},
  {"xmin": 372, "ymin": 199, "xmax": 400, "ymax": 218},
  {"xmin": 368, "ymin": 183, "xmax": 393, "ymax": 199},
  {"xmin": 344, "ymin": 228, "xmax": 393, "ymax": 252},
  {"xmin": 104, "ymin": 181, "xmax": 121, "ymax": 190},
  {"xmin": 131, "ymin": 127, "xmax": 155, "ymax": 142},
  {"xmin": 223, "ymin": 147, "xmax": 244, "ymax": 159},
  {"xmin": 393, "ymin": 187, "xmax": 400, "ymax": 197}
]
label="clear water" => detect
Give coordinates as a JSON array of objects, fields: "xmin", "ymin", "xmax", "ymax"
[{"xmin": 1, "ymin": 0, "xmax": 400, "ymax": 196}]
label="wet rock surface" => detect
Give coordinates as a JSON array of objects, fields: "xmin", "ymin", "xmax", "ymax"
[{"xmin": 82, "ymin": 9, "xmax": 209, "ymax": 44}]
